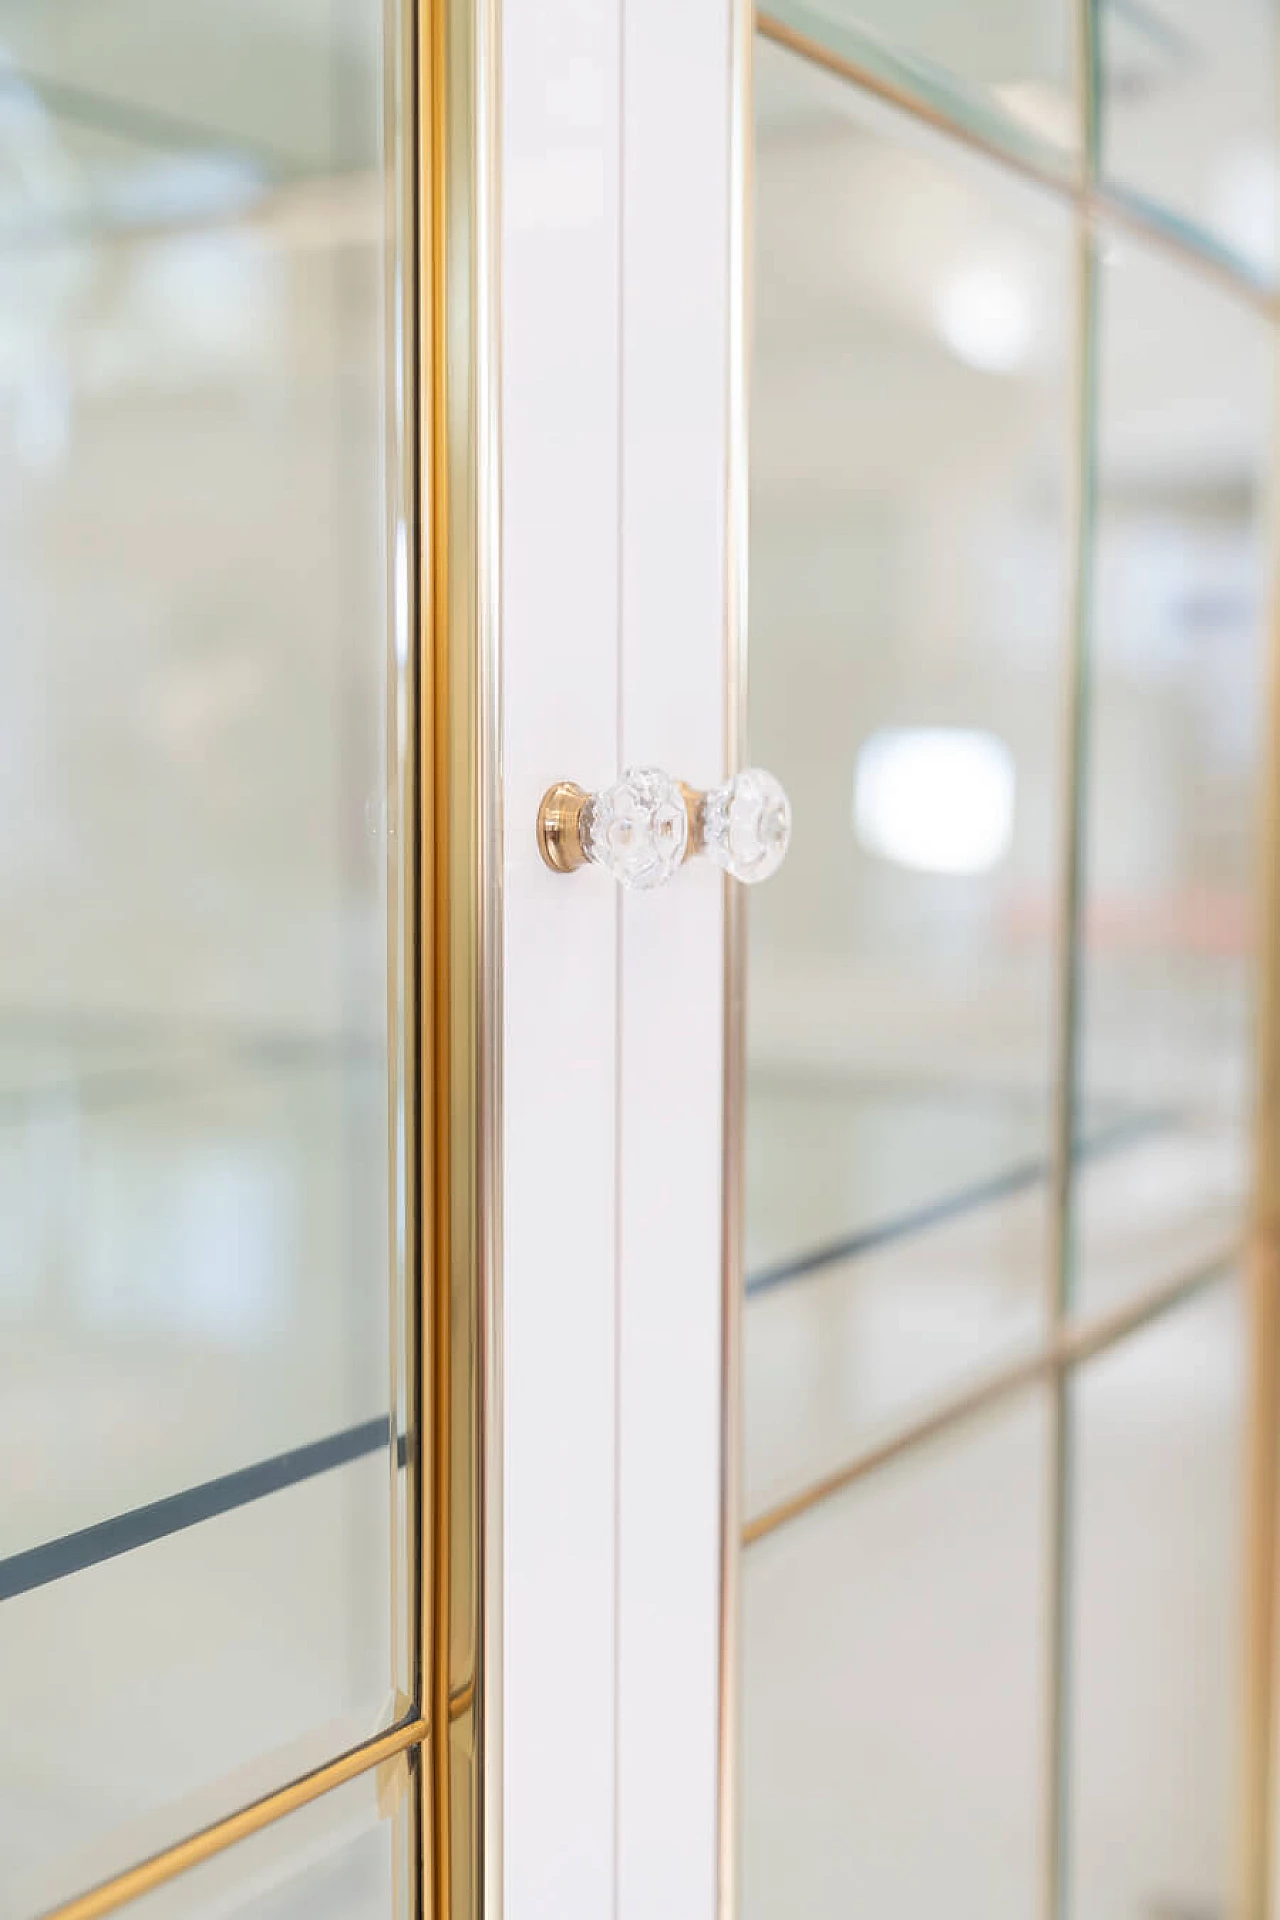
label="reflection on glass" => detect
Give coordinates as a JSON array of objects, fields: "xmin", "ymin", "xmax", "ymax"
[
  {"xmin": 1072, "ymin": 239, "xmax": 1268, "ymax": 1315},
  {"xmin": 1067, "ymin": 1279, "xmax": 1243, "ymax": 1920},
  {"xmin": 0, "ymin": 0, "xmax": 401, "ymax": 1905},
  {"xmin": 1098, "ymin": 0, "xmax": 1278, "ymax": 285},
  {"xmin": 125, "ymin": 1767, "xmax": 398, "ymax": 1920},
  {"xmin": 763, "ymin": 0, "xmax": 1077, "ymax": 174},
  {"xmin": 743, "ymin": 1394, "xmax": 1047, "ymax": 1916},
  {"xmin": 747, "ymin": 39, "xmax": 1071, "ymax": 1513}
]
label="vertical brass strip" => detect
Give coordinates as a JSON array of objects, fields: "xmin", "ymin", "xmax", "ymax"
[
  {"xmin": 1043, "ymin": 212, "xmax": 1098, "ymax": 1920},
  {"xmin": 386, "ymin": 0, "xmax": 416, "ymax": 1731},
  {"xmin": 1076, "ymin": 0, "xmax": 1099, "ymax": 191},
  {"xmin": 390, "ymin": 0, "xmax": 427, "ymax": 1770},
  {"xmin": 417, "ymin": 0, "xmax": 499, "ymax": 1911},
  {"xmin": 718, "ymin": 1, "xmax": 752, "ymax": 1915},
  {"xmin": 406, "ymin": 0, "xmax": 435, "ymax": 1904},
  {"xmin": 1240, "ymin": 338, "xmax": 1280, "ymax": 1920},
  {"xmin": 1042, "ymin": 3, "xmax": 1100, "ymax": 1907},
  {"xmin": 1242, "ymin": 1240, "xmax": 1280, "ymax": 1920}
]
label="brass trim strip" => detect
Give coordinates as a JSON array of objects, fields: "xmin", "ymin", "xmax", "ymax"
[
  {"xmin": 1042, "ymin": 200, "xmax": 1098, "ymax": 1920},
  {"xmin": 755, "ymin": 12, "xmax": 1278, "ymax": 320},
  {"xmin": 742, "ymin": 1250, "xmax": 1235, "ymax": 1548},
  {"xmin": 389, "ymin": 0, "xmax": 426, "ymax": 1798},
  {"xmin": 416, "ymin": 0, "xmax": 500, "ymax": 1910},
  {"xmin": 1238, "ymin": 329, "xmax": 1280, "ymax": 1920},
  {"xmin": 38, "ymin": 1718, "xmax": 429, "ymax": 1920},
  {"xmin": 718, "ymin": 0, "xmax": 753, "ymax": 1912}
]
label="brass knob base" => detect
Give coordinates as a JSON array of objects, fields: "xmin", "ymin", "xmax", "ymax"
[{"xmin": 537, "ymin": 781, "xmax": 590, "ymax": 873}]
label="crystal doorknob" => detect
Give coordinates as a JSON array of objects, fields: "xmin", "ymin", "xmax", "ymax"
[
  {"xmin": 683, "ymin": 768, "xmax": 791, "ymax": 884},
  {"xmin": 537, "ymin": 766, "xmax": 689, "ymax": 890}
]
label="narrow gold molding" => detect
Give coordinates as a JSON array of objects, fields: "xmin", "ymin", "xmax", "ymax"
[
  {"xmin": 755, "ymin": 11, "xmax": 1278, "ymax": 320},
  {"xmin": 1041, "ymin": 204, "xmax": 1098, "ymax": 1920},
  {"xmin": 1237, "ymin": 335, "xmax": 1280, "ymax": 1920},
  {"xmin": 742, "ymin": 1250, "xmax": 1235, "ymax": 1548},
  {"xmin": 718, "ymin": 0, "xmax": 753, "ymax": 1913},
  {"xmin": 415, "ymin": 0, "xmax": 500, "ymax": 1912},
  {"xmin": 38, "ymin": 1719, "xmax": 429, "ymax": 1920}
]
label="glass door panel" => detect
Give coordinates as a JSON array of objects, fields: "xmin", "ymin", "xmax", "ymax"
[
  {"xmin": 1097, "ymin": 0, "xmax": 1279, "ymax": 284},
  {"xmin": 744, "ymin": 1394, "xmax": 1048, "ymax": 1916},
  {"xmin": 1066, "ymin": 1276, "xmax": 1244, "ymax": 1919},
  {"xmin": 0, "ymin": 3, "xmax": 405, "ymax": 1910},
  {"xmin": 1072, "ymin": 240, "xmax": 1268, "ymax": 1316},
  {"xmin": 745, "ymin": 6, "xmax": 1272, "ymax": 1916},
  {"xmin": 747, "ymin": 37, "xmax": 1071, "ymax": 1519}
]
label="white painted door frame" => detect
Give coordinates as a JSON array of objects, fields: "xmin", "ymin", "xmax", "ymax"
[{"xmin": 499, "ymin": 1, "xmax": 741, "ymax": 1913}]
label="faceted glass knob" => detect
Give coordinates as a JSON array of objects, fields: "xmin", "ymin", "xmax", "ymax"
[
  {"xmin": 695, "ymin": 767, "xmax": 791, "ymax": 885},
  {"xmin": 537, "ymin": 767, "xmax": 688, "ymax": 889},
  {"xmin": 583, "ymin": 767, "xmax": 689, "ymax": 889}
]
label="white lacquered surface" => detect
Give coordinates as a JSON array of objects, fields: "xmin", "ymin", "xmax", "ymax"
[
  {"xmin": 500, "ymin": 2, "xmax": 622, "ymax": 1916},
  {"xmin": 616, "ymin": 0, "xmax": 730, "ymax": 1912}
]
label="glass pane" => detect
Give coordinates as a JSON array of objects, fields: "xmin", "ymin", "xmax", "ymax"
[
  {"xmin": 1072, "ymin": 238, "xmax": 1269, "ymax": 1316},
  {"xmin": 762, "ymin": 0, "xmax": 1077, "ymax": 176},
  {"xmin": 747, "ymin": 35, "xmax": 1072, "ymax": 1516},
  {"xmin": 0, "ymin": 1455, "xmax": 393, "ymax": 1916},
  {"xmin": 1067, "ymin": 1278, "xmax": 1244, "ymax": 1919},
  {"xmin": 126, "ymin": 1767, "xmax": 397, "ymax": 1920},
  {"xmin": 0, "ymin": 0, "xmax": 405, "ymax": 1903},
  {"xmin": 743, "ymin": 1393, "xmax": 1048, "ymax": 1916},
  {"xmin": 1098, "ymin": 0, "xmax": 1278, "ymax": 286}
]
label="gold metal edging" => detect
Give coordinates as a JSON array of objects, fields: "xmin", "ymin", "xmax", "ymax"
[
  {"xmin": 387, "ymin": 0, "xmax": 427, "ymax": 1779},
  {"xmin": 718, "ymin": 0, "xmax": 752, "ymax": 1913},
  {"xmin": 1237, "ymin": 313, "xmax": 1280, "ymax": 1920},
  {"xmin": 416, "ymin": 0, "xmax": 500, "ymax": 1912},
  {"xmin": 475, "ymin": 0, "xmax": 504, "ymax": 1907},
  {"xmin": 755, "ymin": 11, "xmax": 1279, "ymax": 321},
  {"xmin": 1042, "ymin": 198, "xmax": 1099, "ymax": 1920},
  {"xmin": 37, "ymin": 1718, "xmax": 430, "ymax": 1920},
  {"xmin": 741, "ymin": 1249, "xmax": 1236, "ymax": 1549}
]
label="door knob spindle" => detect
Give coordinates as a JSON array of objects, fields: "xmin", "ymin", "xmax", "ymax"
[{"xmin": 683, "ymin": 768, "xmax": 791, "ymax": 885}]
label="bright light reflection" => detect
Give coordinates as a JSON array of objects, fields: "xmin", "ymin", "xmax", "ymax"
[
  {"xmin": 854, "ymin": 727, "xmax": 1015, "ymax": 876},
  {"xmin": 937, "ymin": 265, "xmax": 1032, "ymax": 374}
]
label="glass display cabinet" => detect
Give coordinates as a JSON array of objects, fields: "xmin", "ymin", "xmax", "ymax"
[{"xmin": 1, "ymin": 2, "xmax": 1278, "ymax": 1918}]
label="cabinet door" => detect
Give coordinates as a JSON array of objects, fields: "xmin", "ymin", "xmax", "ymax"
[{"xmin": 741, "ymin": 11, "xmax": 1272, "ymax": 1920}]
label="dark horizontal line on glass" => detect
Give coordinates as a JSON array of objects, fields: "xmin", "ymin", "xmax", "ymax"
[
  {"xmin": 745, "ymin": 1110, "xmax": 1171, "ymax": 1298},
  {"xmin": 1, "ymin": 1116, "xmax": 1168, "ymax": 1601},
  {"xmin": 0, "ymin": 1416, "xmax": 404, "ymax": 1605}
]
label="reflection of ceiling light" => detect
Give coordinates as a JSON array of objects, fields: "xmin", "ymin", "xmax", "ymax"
[
  {"xmin": 854, "ymin": 727, "xmax": 1015, "ymax": 876},
  {"xmin": 937, "ymin": 265, "xmax": 1033, "ymax": 374}
]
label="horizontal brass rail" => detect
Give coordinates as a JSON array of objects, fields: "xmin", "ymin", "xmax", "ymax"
[
  {"xmin": 744, "ymin": 1247, "xmax": 1235, "ymax": 1545},
  {"xmin": 40, "ymin": 1715, "xmax": 430, "ymax": 1920}
]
